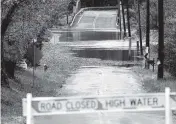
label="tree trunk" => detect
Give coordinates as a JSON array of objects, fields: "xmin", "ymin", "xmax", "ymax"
[
  {"xmin": 1, "ymin": 67, "xmax": 10, "ymax": 88},
  {"xmin": 118, "ymin": 0, "xmax": 122, "ymax": 39},
  {"xmin": 158, "ymin": 0, "xmax": 164, "ymax": 79},
  {"xmin": 137, "ymin": 0, "xmax": 143, "ymax": 55},
  {"xmin": 4, "ymin": 60, "xmax": 16, "ymax": 78},
  {"xmin": 1, "ymin": 3, "xmax": 18, "ymax": 85},
  {"xmin": 121, "ymin": 0, "xmax": 127, "ymax": 38},
  {"xmin": 126, "ymin": 0, "xmax": 131, "ymax": 37},
  {"xmin": 1, "ymin": 3, "xmax": 18, "ymax": 40},
  {"xmin": 146, "ymin": 0, "xmax": 150, "ymax": 48}
]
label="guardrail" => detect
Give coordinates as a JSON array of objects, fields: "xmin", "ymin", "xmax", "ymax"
[
  {"xmin": 70, "ymin": 6, "xmax": 119, "ymax": 27},
  {"xmin": 70, "ymin": 8, "xmax": 85, "ymax": 26}
]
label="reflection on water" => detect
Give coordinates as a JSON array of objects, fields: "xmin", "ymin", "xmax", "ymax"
[
  {"xmin": 35, "ymin": 30, "xmax": 171, "ymax": 124},
  {"xmin": 72, "ymin": 48, "xmax": 137, "ymax": 61},
  {"xmin": 59, "ymin": 31, "xmax": 122, "ymax": 41},
  {"xmin": 62, "ymin": 66, "xmax": 145, "ymax": 96}
]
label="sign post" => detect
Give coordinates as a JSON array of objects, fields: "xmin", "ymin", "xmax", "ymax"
[
  {"xmin": 23, "ymin": 87, "xmax": 176, "ymax": 124},
  {"xmin": 26, "ymin": 93, "xmax": 32, "ymax": 124},
  {"xmin": 165, "ymin": 88, "xmax": 174, "ymax": 124},
  {"xmin": 165, "ymin": 87, "xmax": 170, "ymax": 124},
  {"xmin": 128, "ymin": 37, "xmax": 132, "ymax": 60}
]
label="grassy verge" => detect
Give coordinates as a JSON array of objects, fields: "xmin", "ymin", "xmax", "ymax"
[{"xmin": 132, "ymin": 66, "xmax": 176, "ymax": 92}]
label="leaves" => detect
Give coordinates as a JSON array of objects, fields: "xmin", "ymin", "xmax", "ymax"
[{"xmin": 1, "ymin": 0, "xmax": 69, "ymax": 62}]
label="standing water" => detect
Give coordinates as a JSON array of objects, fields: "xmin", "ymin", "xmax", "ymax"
[{"xmin": 34, "ymin": 9, "xmax": 175, "ymax": 124}]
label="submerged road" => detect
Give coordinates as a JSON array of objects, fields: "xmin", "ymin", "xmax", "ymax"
[
  {"xmin": 73, "ymin": 10, "xmax": 118, "ymax": 29},
  {"xmin": 35, "ymin": 66, "xmax": 169, "ymax": 124},
  {"xmin": 34, "ymin": 9, "xmax": 176, "ymax": 124}
]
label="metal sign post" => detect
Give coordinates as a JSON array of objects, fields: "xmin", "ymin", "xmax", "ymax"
[
  {"xmin": 128, "ymin": 36, "xmax": 132, "ymax": 60},
  {"xmin": 23, "ymin": 87, "xmax": 176, "ymax": 124}
]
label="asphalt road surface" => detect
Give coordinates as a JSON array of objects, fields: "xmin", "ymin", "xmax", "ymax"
[{"xmin": 72, "ymin": 10, "xmax": 118, "ymax": 30}]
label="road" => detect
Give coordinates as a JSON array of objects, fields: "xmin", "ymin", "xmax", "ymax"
[
  {"xmin": 34, "ymin": 66, "xmax": 166, "ymax": 124},
  {"xmin": 33, "ymin": 9, "xmax": 176, "ymax": 124},
  {"xmin": 73, "ymin": 10, "xmax": 118, "ymax": 30}
]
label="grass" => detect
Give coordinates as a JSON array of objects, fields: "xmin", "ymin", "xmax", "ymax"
[{"xmin": 132, "ymin": 66, "xmax": 176, "ymax": 93}]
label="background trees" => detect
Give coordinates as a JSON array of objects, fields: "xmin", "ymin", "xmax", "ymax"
[
  {"xmin": 164, "ymin": 0, "xmax": 176, "ymax": 76},
  {"xmin": 1, "ymin": 0, "xmax": 70, "ymax": 87},
  {"xmin": 131, "ymin": 0, "xmax": 176, "ymax": 77}
]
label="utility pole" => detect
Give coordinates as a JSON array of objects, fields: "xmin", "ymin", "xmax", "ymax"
[
  {"xmin": 158, "ymin": 0, "xmax": 164, "ymax": 79},
  {"xmin": 118, "ymin": 0, "xmax": 122, "ymax": 39},
  {"xmin": 146, "ymin": 0, "xmax": 150, "ymax": 69},
  {"xmin": 137, "ymin": 0, "xmax": 143, "ymax": 55},
  {"xmin": 121, "ymin": 0, "xmax": 127, "ymax": 38},
  {"xmin": 126, "ymin": 0, "xmax": 132, "ymax": 60},
  {"xmin": 146, "ymin": 0, "xmax": 150, "ymax": 50},
  {"xmin": 67, "ymin": 12, "xmax": 69, "ymax": 24},
  {"xmin": 32, "ymin": 39, "xmax": 36, "ymax": 88},
  {"xmin": 126, "ymin": 0, "xmax": 131, "ymax": 38}
]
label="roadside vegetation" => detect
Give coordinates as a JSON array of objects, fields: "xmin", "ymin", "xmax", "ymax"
[
  {"xmin": 131, "ymin": 0, "xmax": 176, "ymax": 77},
  {"xmin": 1, "ymin": 0, "xmax": 75, "ymax": 123},
  {"xmin": 125, "ymin": 0, "xmax": 176, "ymax": 93},
  {"xmin": 1, "ymin": 0, "xmax": 72, "ymax": 87}
]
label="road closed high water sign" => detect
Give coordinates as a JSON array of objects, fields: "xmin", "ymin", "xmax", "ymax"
[{"xmin": 22, "ymin": 88, "xmax": 176, "ymax": 124}]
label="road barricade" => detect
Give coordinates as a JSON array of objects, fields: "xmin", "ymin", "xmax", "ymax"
[{"xmin": 22, "ymin": 87, "xmax": 176, "ymax": 124}]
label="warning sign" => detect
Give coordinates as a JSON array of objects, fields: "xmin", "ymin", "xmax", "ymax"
[
  {"xmin": 22, "ymin": 87, "xmax": 176, "ymax": 124},
  {"xmin": 38, "ymin": 99, "xmax": 98, "ymax": 112},
  {"xmin": 22, "ymin": 93, "xmax": 176, "ymax": 116},
  {"xmin": 101, "ymin": 96, "xmax": 160, "ymax": 109}
]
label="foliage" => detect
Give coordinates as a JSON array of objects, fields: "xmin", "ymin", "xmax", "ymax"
[
  {"xmin": 2, "ymin": 0, "xmax": 69, "ymax": 62},
  {"xmin": 129, "ymin": 0, "xmax": 176, "ymax": 76},
  {"xmin": 164, "ymin": 0, "xmax": 176, "ymax": 76},
  {"xmin": 1, "ymin": 0, "xmax": 71, "ymax": 85}
]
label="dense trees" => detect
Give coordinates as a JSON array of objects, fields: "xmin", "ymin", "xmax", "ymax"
[
  {"xmin": 1, "ymin": 0, "xmax": 70, "ymax": 87},
  {"xmin": 164, "ymin": 0, "xmax": 176, "ymax": 76},
  {"xmin": 131, "ymin": 0, "xmax": 176, "ymax": 77}
]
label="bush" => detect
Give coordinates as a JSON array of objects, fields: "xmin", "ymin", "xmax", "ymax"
[
  {"xmin": 164, "ymin": 0, "xmax": 176, "ymax": 76},
  {"xmin": 1, "ymin": 0, "xmax": 69, "ymax": 86},
  {"xmin": 165, "ymin": 31, "xmax": 176, "ymax": 76}
]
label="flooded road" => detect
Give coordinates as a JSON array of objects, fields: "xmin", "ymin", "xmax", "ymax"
[
  {"xmin": 61, "ymin": 66, "xmax": 144, "ymax": 96},
  {"xmin": 35, "ymin": 66, "xmax": 167, "ymax": 124},
  {"xmin": 72, "ymin": 10, "xmax": 118, "ymax": 29},
  {"xmin": 34, "ymin": 9, "xmax": 176, "ymax": 124}
]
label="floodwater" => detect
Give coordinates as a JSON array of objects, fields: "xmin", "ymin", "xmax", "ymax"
[
  {"xmin": 50, "ymin": 31, "xmax": 139, "ymax": 61},
  {"xmin": 58, "ymin": 30, "xmax": 122, "ymax": 41},
  {"xmin": 71, "ymin": 48, "xmax": 136, "ymax": 61},
  {"xmin": 34, "ymin": 9, "xmax": 175, "ymax": 124},
  {"xmin": 35, "ymin": 65, "xmax": 167, "ymax": 124}
]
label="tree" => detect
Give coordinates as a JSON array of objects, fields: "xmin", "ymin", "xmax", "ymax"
[
  {"xmin": 121, "ymin": 0, "xmax": 127, "ymax": 37},
  {"xmin": 164, "ymin": 0, "xmax": 176, "ymax": 77},
  {"xmin": 1, "ymin": 0, "xmax": 69, "ymax": 87}
]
